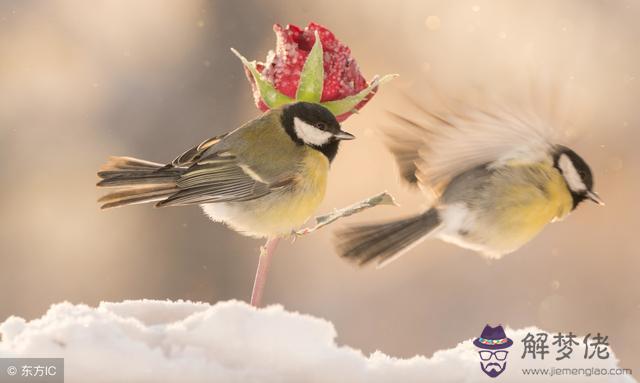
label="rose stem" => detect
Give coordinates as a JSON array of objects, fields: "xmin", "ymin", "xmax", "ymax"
[{"xmin": 250, "ymin": 237, "xmax": 280, "ymax": 307}]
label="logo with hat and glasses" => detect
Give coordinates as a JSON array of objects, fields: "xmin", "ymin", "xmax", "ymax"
[{"xmin": 474, "ymin": 324, "xmax": 513, "ymax": 378}]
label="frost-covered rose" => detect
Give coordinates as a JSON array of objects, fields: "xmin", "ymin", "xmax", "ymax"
[{"xmin": 232, "ymin": 22, "xmax": 395, "ymax": 122}]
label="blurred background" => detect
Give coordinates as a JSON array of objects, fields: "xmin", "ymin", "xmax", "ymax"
[{"xmin": 1, "ymin": 0, "xmax": 639, "ymax": 372}]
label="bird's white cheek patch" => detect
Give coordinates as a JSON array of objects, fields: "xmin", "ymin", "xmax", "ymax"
[
  {"xmin": 559, "ymin": 154, "xmax": 586, "ymax": 192},
  {"xmin": 294, "ymin": 117, "xmax": 332, "ymax": 146}
]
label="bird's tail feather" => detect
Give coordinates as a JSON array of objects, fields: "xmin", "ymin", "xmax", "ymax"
[
  {"xmin": 97, "ymin": 156, "xmax": 182, "ymax": 209},
  {"xmin": 334, "ymin": 209, "xmax": 441, "ymax": 267}
]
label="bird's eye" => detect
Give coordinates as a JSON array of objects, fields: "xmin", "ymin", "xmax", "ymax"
[{"xmin": 315, "ymin": 122, "xmax": 326, "ymax": 130}]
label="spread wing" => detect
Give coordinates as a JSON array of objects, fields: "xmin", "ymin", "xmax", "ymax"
[
  {"xmin": 385, "ymin": 93, "xmax": 556, "ymax": 194},
  {"xmin": 157, "ymin": 129, "xmax": 294, "ymax": 207}
]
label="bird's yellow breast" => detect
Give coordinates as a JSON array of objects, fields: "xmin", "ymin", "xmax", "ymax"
[
  {"xmin": 257, "ymin": 148, "xmax": 329, "ymax": 234},
  {"xmin": 475, "ymin": 161, "xmax": 573, "ymax": 255},
  {"xmin": 204, "ymin": 147, "xmax": 329, "ymax": 238}
]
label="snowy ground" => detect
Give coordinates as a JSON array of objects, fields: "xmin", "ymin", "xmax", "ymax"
[{"xmin": 0, "ymin": 300, "xmax": 635, "ymax": 383}]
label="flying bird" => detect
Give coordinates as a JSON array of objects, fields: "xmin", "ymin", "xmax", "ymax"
[{"xmin": 335, "ymin": 93, "xmax": 603, "ymax": 267}]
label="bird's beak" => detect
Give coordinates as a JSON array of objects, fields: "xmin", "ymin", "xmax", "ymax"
[
  {"xmin": 333, "ymin": 130, "xmax": 355, "ymax": 140},
  {"xmin": 587, "ymin": 191, "xmax": 605, "ymax": 206}
]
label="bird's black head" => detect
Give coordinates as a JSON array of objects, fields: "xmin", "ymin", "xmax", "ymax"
[
  {"xmin": 281, "ymin": 102, "xmax": 354, "ymax": 162},
  {"xmin": 553, "ymin": 145, "xmax": 603, "ymax": 209}
]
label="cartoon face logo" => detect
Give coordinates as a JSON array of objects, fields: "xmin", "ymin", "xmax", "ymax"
[{"xmin": 473, "ymin": 325, "xmax": 513, "ymax": 378}]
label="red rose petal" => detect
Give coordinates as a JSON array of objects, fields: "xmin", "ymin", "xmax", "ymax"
[{"xmin": 245, "ymin": 22, "xmax": 375, "ymax": 118}]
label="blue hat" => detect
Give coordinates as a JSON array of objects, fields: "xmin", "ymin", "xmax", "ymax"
[{"xmin": 473, "ymin": 325, "xmax": 513, "ymax": 350}]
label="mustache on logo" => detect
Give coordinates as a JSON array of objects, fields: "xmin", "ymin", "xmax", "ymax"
[{"xmin": 483, "ymin": 362, "xmax": 503, "ymax": 372}]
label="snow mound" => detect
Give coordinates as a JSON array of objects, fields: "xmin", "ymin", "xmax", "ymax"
[{"xmin": 0, "ymin": 300, "xmax": 634, "ymax": 383}]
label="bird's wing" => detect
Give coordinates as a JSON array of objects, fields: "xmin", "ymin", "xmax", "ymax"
[
  {"xmin": 159, "ymin": 115, "xmax": 297, "ymax": 207},
  {"xmin": 385, "ymin": 94, "xmax": 556, "ymax": 194},
  {"xmin": 157, "ymin": 153, "xmax": 295, "ymax": 206},
  {"xmin": 172, "ymin": 133, "xmax": 231, "ymax": 167}
]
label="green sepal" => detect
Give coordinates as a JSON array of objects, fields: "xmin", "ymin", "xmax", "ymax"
[
  {"xmin": 231, "ymin": 48, "xmax": 293, "ymax": 108},
  {"xmin": 295, "ymin": 31, "xmax": 324, "ymax": 102},
  {"xmin": 321, "ymin": 73, "xmax": 399, "ymax": 116}
]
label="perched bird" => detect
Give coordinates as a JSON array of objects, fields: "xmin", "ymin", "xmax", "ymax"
[
  {"xmin": 98, "ymin": 102, "xmax": 354, "ymax": 305},
  {"xmin": 335, "ymin": 96, "xmax": 603, "ymax": 267}
]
